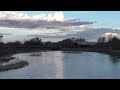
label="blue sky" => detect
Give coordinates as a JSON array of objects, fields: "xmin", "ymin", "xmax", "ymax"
[
  {"xmin": 0, "ymin": 11, "xmax": 120, "ymax": 42},
  {"xmin": 16, "ymin": 11, "xmax": 120, "ymax": 29}
]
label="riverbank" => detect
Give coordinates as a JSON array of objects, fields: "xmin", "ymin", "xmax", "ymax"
[
  {"xmin": 1, "ymin": 47, "xmax": 120, "ymax": 58},
  {"xmin": 61, "ymin": 48, "xmax": 120, "ymax": 57},
  {"xmin": 0, "ymin": 48, "xmax": 49, "ymax": 71},
  {"xmin": 0, "ymin": 55, "xmax": 29, "ymax": 71},
  {"xmin": 0, "ymin": 48, "xmax": 30, "ymax": 71},
  {"xmin": 0, "ymin": 48, "xmax": 43, "ymax": 57},
  {"xmin": 0, "ymin": 59, "xmax": 28, "ymax": 71}
]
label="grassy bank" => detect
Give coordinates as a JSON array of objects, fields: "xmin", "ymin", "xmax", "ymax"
[
  {"xmin": 0, "ymin": 53, "xmax": 29, "ymax": 71},
  {"xmin": 0, "ymin": 60, "xmax": 28, "ymax": 71},
  {"xmin": 0, "ymin": 56, "xmax": 16, "ymax": 63}
]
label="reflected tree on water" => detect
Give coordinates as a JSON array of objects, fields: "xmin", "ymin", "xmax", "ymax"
[{"xmin": 108, "ymin": 54, "xmax": 120, "ymax": 63}]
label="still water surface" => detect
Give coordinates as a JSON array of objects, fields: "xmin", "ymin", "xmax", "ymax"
[{"xmin": 0, "ymin": 51, "xmax": 120, "ymax": 79}]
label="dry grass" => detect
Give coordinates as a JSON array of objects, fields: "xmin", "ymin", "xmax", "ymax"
[
  {"xmin": 0, "ymin": 56, "xmax": 16, "ymax": 63},
  {"xmin": 0, "ymin": 60, "xmax": 28, "ymax": 71}
]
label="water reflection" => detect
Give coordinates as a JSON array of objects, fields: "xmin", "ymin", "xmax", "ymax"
[
  {"xmin": 108, "ymin": 54, "xmax": 120, "ymax": 63},
  {"xmin": 54, "ymin": 52, "xmax": 64, "ymax": 79}
]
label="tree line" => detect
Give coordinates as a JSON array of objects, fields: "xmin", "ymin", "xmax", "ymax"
[
  {"xmin": 0, "ymin": 36, "xmax": 86, "ymax": 48},
  {"xmin": 96, "ymin": 35, "xmax": 120, "ymax": 50},
  {"xmin": 0, "ymin": 34, "xmax": 120, "ymax": 50}
]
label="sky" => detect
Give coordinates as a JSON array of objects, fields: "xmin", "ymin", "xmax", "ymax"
[{"xmin": 0, "ymin": 11, "xmax": 120, "ymax": 42}]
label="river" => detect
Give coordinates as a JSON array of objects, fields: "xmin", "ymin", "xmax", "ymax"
[{"xmin": 0, "ymin": 51, "xmax": 120, "ymax": 79}]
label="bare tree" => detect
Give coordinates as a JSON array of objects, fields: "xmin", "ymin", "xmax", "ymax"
[
  {"xmin": 0, "ymin": 34, "xmax": 3, "ymax": 43},
  {"xmin": 97, "ymin": 37, "xmax": 107, "ymax": 49},
  {"xmin": 97, "ymin": 37, "xmax": 107, "ymax": 44}
]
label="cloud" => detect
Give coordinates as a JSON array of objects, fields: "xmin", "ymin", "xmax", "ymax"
[
  {"xmin": 66, "ymin": 28, "xmax": 120, "ymax": 41},
  {"xmin": 0, "ymin": 11, "xmax": 64, "ymax": 21},
  {"xmin": 27, "ymin": 34, "xmax": 67, "ymax": 38},
  {"xmin": 104, "ymin": 32, "xmax": 119, "ymax": 36},
  {"xmin": 27, "ymin": 28, "xmax": 120, "ymax": 41},
  {"xmin": 103, "ymin": 32, "xmax": 120, "ymax": 39},
  {"xmin": 60, "ymin": 24, "xmax": 91, "ymax": 32},
  {"xmin": 0, "ymin": 11, "xmax": 94, "ymax": 29}
]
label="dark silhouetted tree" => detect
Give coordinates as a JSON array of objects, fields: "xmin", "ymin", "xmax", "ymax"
[
  {"xmin": 97, "ymin": 37, "xmax": 108, "ymax": 49},
  {"xmin": 45, "ymin": 41, "xmax": 55, "ymax": 46},
  {"xmin": 0, "ymin": 34, "xmax": 3, "ymax": 43},
  {"xmin": 97, "ymin": 37, "xmax": 107, "ymax": 44},
  {"xmin": 108, "ymin": 36, "xmax": 120, "ymax": 50},
  {"xmin": 24, "ymin": 37, "xmax": 44, "ymax": 46},
  {"xmin": 56, "ymin": 38, "xmax": 74, "ymax": 48}
]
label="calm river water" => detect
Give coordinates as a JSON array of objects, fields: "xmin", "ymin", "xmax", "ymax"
[{"xmin": 0, "ymin": 51, "xmax": 120, "ymax": 79}]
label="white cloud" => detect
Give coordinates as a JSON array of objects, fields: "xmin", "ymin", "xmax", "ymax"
[
  {"xmin": 0, "ymin": 11, "xmax": 64, "ymax": 21},
  {"xmin": 104, "ymin": 32, "xmax": 119, "ymax": 36},
  {"xmin": 104, "ymin": 32, "xmax": 120, "ymax": 38},
  {"xmin": 0, "ymin": 11, "xmax": 94, "ymax": 42},
  {"xmin": 0, "ymin": 11, "xmax": 93, "ymax": 29}
]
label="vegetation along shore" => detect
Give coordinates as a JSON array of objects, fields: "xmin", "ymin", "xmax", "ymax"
[{"xmin": 0, "ymin": 34, "xmax": 120, "ymax": 71}]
